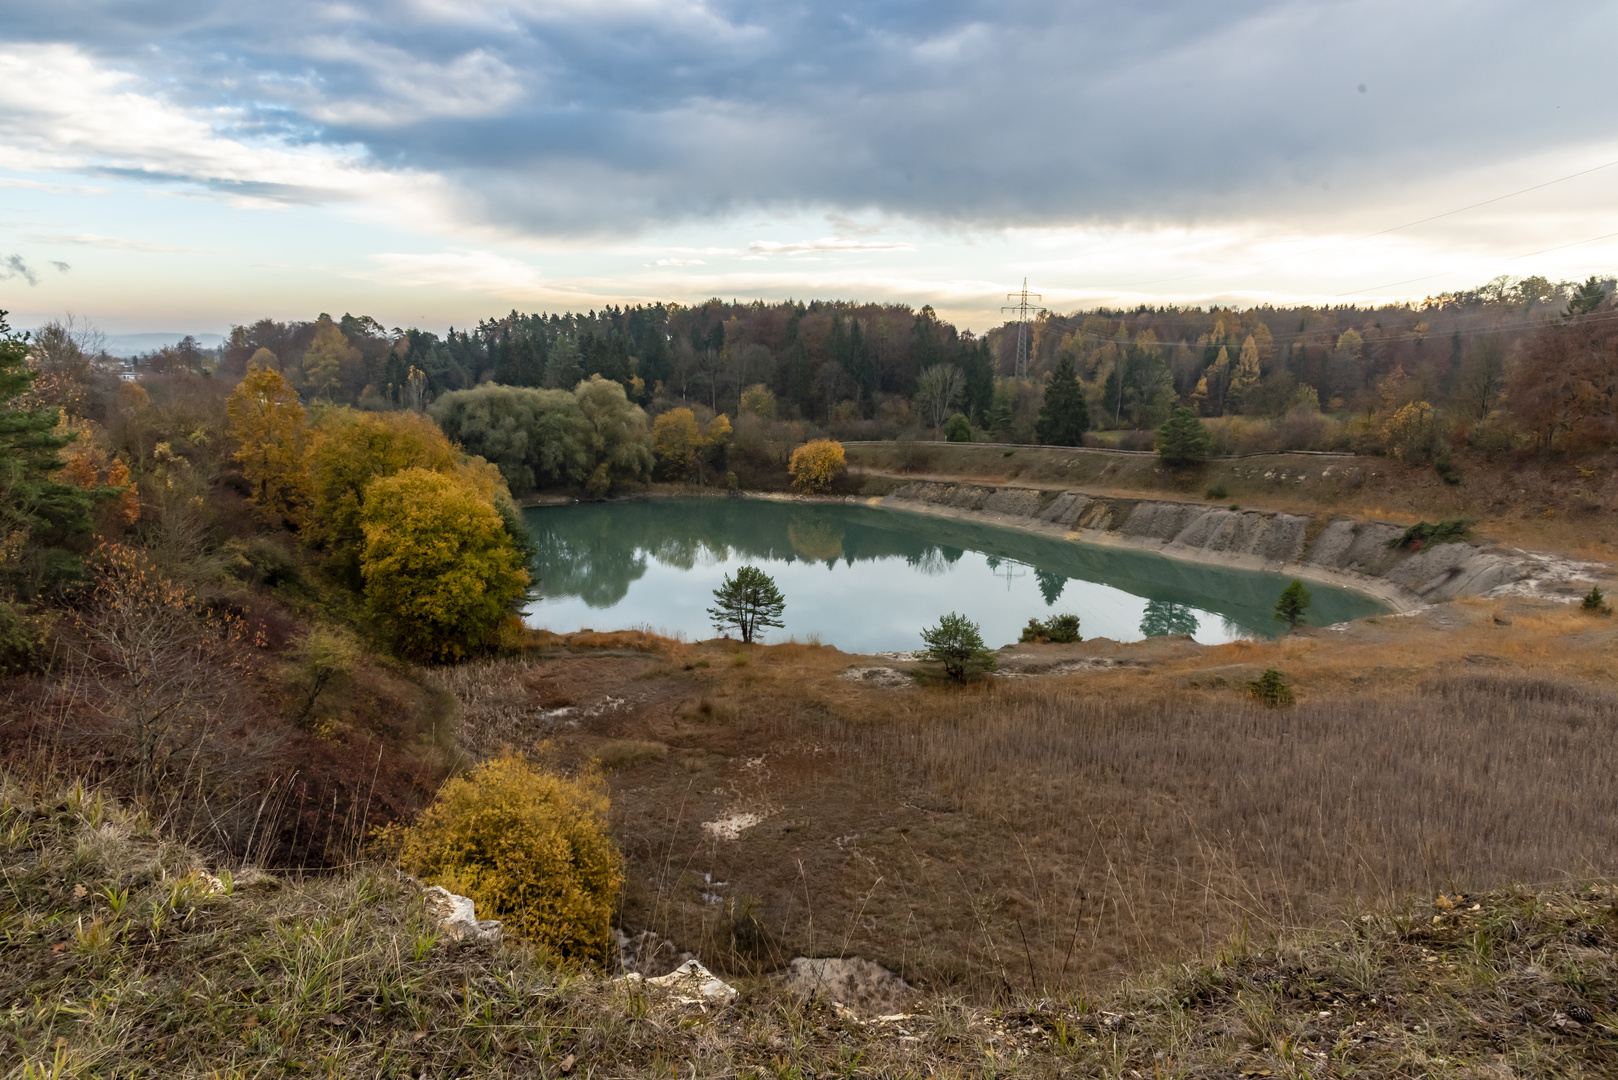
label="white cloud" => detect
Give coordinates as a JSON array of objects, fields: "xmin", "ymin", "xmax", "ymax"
[
  {"xmin": 0, "ymin": 44, "xmax": 453, "ymax": 222},
  {"xmin": 29, "ymin": 232, "xmax": 197, "ymax": 253},
  {"xmin": 747, "ymin": 237, "xmax": 915, "ymax": 257}
]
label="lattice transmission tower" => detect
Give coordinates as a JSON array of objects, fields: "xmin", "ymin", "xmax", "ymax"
[{"xmin": 1001, "ymin": 279, "xmax": 1047, "ymax": 378}]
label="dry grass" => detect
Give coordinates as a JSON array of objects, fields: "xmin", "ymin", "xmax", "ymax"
[
  {"xmin": 6, "ymin": 775, "xmax": 1616, "ymax": 1078},
  {"xmin": 451, "ymin": 603, "xmax": 1618, "ymax": 1003}
]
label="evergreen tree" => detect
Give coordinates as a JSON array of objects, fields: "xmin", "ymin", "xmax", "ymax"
[
  {"xmin": 1274, "ymin": 579, "xmax": 1312, "ymax": 630},
  {"xmin": 919, "ymin": 611, "xmax": 994, "ymax": 682},
  {"xmin": 707, "ymin": 565, "xmax": 786, "ymax": 644},
  {"xmin": 1155, "ymin": 407, "xmax": 1213, "ymax": 467},
  {"xmin": 1565, "ymin": 276, "xmax": 1607, "ymax": 317},
  {"xmin": 0, "ymin": 310, "xmax": 98, "ymax": 594},
  {"xmin": 1035, "ymin": 355, "xmax": 1088, "ymax": 446}
]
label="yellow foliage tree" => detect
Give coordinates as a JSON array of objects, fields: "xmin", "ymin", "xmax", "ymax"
[
  {"xmin": 1381, "ymin": 400, "xmax": 1439, "ymax": 464},
  {"xmin": 1228, "ymin": 335, "xmax": 1262, "ymax": 412},
  {"xmin": 226, "ymin": 364, "xmax": 312, "ymax": 527},
  {"xmin": 392, "ymin": 752, "xmax": 623, "ymax": 965},
  {"xmin": 739, "ymin": 384, "xmax": 776, "ymax": 419},
  {"xmin": 652, "ymin": 407, "xmax": 701, "ymax": 480},
  {"xmin": 358, "ymin": 467, "xmax": 529, "ymax": 661},
  {"xmin": 788, "ymin": 438, "xmax": 846, "ymax": 493},
  {"xmin": 301, "ymin": 316, "xmax": 358, "ymax": 401},
  {"xmin": 305, "ymin": 409, "xmax": 460, "ymax": 579}
]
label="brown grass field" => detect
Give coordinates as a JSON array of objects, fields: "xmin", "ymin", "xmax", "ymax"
[{"xmin": 429, "ymin": 597, "xmax": 1618, "ymax": 1002}]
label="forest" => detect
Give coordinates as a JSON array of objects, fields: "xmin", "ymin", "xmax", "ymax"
[{"xmin": 171, "ymin": 272, "xmax": 1618, "ymax": 475}]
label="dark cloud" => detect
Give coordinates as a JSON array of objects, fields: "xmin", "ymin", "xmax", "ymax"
[
  {"xmin": 9, "ymin": 1, "xmax": 1616, "ymax": 235},
  {"xmin": 1, "ymin": 255, "xmax": 39, "ymax": 286},
  {"xmin": 50, "ymin": 261, "xmax": 71, "ymax": 273}
]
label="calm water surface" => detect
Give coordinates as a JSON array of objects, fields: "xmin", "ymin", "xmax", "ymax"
[{"xmin": 521, "ymin": 498, "xmax": 1388, "ymax": 651}]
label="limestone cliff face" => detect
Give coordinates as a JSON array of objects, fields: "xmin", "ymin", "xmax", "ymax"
[{"xmin": 883, "ymin": 482, "xmax": 1593, "ymax": 606}]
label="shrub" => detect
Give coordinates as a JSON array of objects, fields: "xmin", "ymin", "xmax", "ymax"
[
  {"xmin": 1155, "ymin": 408, "xmax": 1213, "ymax": 467},
  {"xmin": 1434, "ymin": 455, "xmax": 1462, "ymax": 485},
  {"xmin": 788, "ymin": 438, "xmax": 846, "ymax": 493},
  {"xmin": 1274, "ymin": 578, "xmax": 1312, "ymax": 630},
  {"xmin": 1582, "ymin": 586, "xmax": 1610, "ymax": 614},
  {"xmin": 1247, "ymin": 668, "xmax": 1295, "ymax": 707},
  {"xmin": 1019, "ymin": 613, "xmax": 1081, "ymax": 643},
  {"xmin": 1387, "ymin": 518, "xmax": 1474, "ymax": 551},
  {"xmin": 391, "ymin": 753, "xmax": 623, "ymax": 965},
  {"xmin": 1205, "ymin": 483, "xmax": 1228, "ymax": 500},
  {"xmin": 358, "ymin": 468, "xmax": 531, "ymax": 662},
  {"xmin": 942, "ymin": 412, "xmax": 972, "ymax": 442},
  {"xmin": 1382, "ymin": 401, "xmax": 1441, "ymax": 465},
  {"xmin": 921, "ymin": 612, "xmax": 996, "ymax": 681}
]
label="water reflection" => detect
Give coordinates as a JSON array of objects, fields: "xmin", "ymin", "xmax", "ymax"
[{"xmin": 522, "ymin": 497, "xmax": 1389, "ymax": 649}]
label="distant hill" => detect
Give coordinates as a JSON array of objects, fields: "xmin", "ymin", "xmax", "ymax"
[{"xmin": 100, "ymin": 331, "xmax": 225, "ymax": 358}]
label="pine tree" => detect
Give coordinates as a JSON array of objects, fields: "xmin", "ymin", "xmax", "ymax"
[
  {"xmin": 0, "ymin": 309, "xmax": 97, "ymax": 594},
  {"xmin": 707, "ymin": 566, "xmax": 786, "ymax": 643},
  {"xmin": 1274, "ymin": 579, "xmax": 1312, "ymax": 630},
  {"xmin": 1035, "ymin": 355, "xmax": 1088, "ymax": 446},
  {"xmin": 1565, "ymin": 276, "xmax": 1607, "ymax": 318},
  {"xmin": 1155, "ymin": 407, "xmax": 1213, "ymax": 467}
]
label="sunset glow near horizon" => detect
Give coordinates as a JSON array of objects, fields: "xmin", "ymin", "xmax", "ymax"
[{"xmin": 3, "ymin": 1, "xmax": 1617, "ymax": 338}]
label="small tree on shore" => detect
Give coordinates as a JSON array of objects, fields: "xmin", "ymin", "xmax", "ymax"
[
  {"xmin": 1274, "ymin": 578, "xmax": 1312, "ymax": 630},
  {"xmin": 920, "ymin": 612, "xmax": 995, "ymax": 681},
  {"xmin": 1156, "ymin": 407, "xmax": 1213, "ymax": 467},
  {"xmin": 1247, "ymin": 668, "xmax": 1295, "ymax": 707},
  {"xmin": 788, "ymin": 439, "xmax": 845, "ymax": 493},
  {"xmin": 708, "ymin": 566, "xmax": 786, "ymax": 643}
]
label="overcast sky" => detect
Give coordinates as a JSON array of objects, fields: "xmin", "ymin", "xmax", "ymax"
[{"xmin": 2, "ymin": 0, "xmax": 1616, "ymax": 335}]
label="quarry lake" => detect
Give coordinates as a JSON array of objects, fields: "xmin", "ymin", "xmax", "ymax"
[{"xmin": 521, "ymin": 498, "xmax": 1389, "ymax": 651}]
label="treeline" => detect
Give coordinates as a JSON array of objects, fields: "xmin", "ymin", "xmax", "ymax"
[
  {"xmin": 980, "ymin": 273, "xmax": 1618, "ymax": 452},
  {"xmin": 221, "ymin": 301, "xmax": 994, "ymax": 433}
]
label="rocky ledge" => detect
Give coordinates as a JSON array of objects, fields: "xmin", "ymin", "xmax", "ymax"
[{"xmin": 881, "ymin": 481, "xmax": 1599, "ymax": 608}]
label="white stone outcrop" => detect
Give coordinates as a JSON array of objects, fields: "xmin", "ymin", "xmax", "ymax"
[
  {"xmin": 422, "ymin": 885, "xmax": 503, "ymax": 945},
  {"xmin": 620, "ymin": 959, "xmax": 737, "ymax": 1004}
]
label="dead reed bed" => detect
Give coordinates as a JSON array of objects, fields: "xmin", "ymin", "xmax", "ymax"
[{"xmin": 614, "ymin": 668, "xmax": 1618, "ymax": 999}]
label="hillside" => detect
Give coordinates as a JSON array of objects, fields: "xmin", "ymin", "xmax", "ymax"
[{"xmin": 5, "ymin": 776, "xmax": 1615, "ymax": 1078}]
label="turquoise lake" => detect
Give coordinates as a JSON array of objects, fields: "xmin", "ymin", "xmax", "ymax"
[{"xmin": 520, "ymin": 498, "xmax": 1389, "ymax": 652}]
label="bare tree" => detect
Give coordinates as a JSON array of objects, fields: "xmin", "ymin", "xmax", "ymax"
[{"xmin": 915, "ymin": 364, "xmax": 965, "ymax": 435}]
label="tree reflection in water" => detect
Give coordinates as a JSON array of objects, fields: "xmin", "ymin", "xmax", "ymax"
[{"xmin": 1139, "ymin": 599, "xmax": 1200, "ymax": 638}]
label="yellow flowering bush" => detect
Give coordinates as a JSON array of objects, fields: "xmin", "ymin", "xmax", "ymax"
[
  {"xmin": 392, "ymin": 753, "xmax": 623, "ymax": 965},
  {"xmin": 788, "ymin": 438, "xmax": 846, "ymax": 494}
]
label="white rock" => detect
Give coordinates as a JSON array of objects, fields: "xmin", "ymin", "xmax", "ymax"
[
  {"xmin": 620, "ymin": 959, "xmax": 737, "ymax": 1004},
  {"xmin": 422, "ymin": 885, "xmax": 503, "ymax": 945},
  {"xmin": 781, "ymin": 956, "xmax": 911, "ymax": 1014}
]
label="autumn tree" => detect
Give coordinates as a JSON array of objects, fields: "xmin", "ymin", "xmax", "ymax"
[
  {"xmin": 652, "ymin": 407, "xmax": 701, "ymax": 481},
  {"xmin": 304, "ymin": 409, "xmax": 462, "ymax": 583},
  {"xmin": 301, "ymin": 315, "xmax": 359, "ymax": 400},
  {"xmin": 1452, "ymin": 341, "xmax": 1504, "ymax": 423},
  {"xmin": 1228, "ymin": 335, "xmax": 1262, "ymax": 411},
  {"xmin": 359, "ymin": 467, "xmax": 531, "ymax": 661},
  {"xmin": 226, "ymin": 364, "xmax": 312, "ymax": 527},
  {"xmin": 788, "ymin": 438, "xmax": 846, "ymax": 493},
  {"xmin": 430, "ymin": 384, "xmax": 592, "ymax": 493}
]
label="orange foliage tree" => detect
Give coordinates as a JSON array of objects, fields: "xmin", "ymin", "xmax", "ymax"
[{"xmin": 226, "ymin": 364, "xmax": 311, "ymax": 527}]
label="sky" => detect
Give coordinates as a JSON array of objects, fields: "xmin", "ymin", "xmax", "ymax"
[{"xmin": 2, "ymin": 0, "xmax": 1617, "ymax": 338}]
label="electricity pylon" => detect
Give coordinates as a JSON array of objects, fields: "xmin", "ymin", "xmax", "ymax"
[{"xmin": 1001, "ymin": 279, "xmax": 1046, "ymax": 378}]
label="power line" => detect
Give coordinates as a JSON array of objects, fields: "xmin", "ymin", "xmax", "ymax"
[
  {"xmin": 1001, "ymin": 279, "xmax": 1046, "ymax": 378},
  {"xmin": 1335, "ymin": 228, "xmax": 1618, "ymax": 297},
  {"xmin": 1111, "ymin": 155, "xmax": 1618, "ymax": 289}
]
